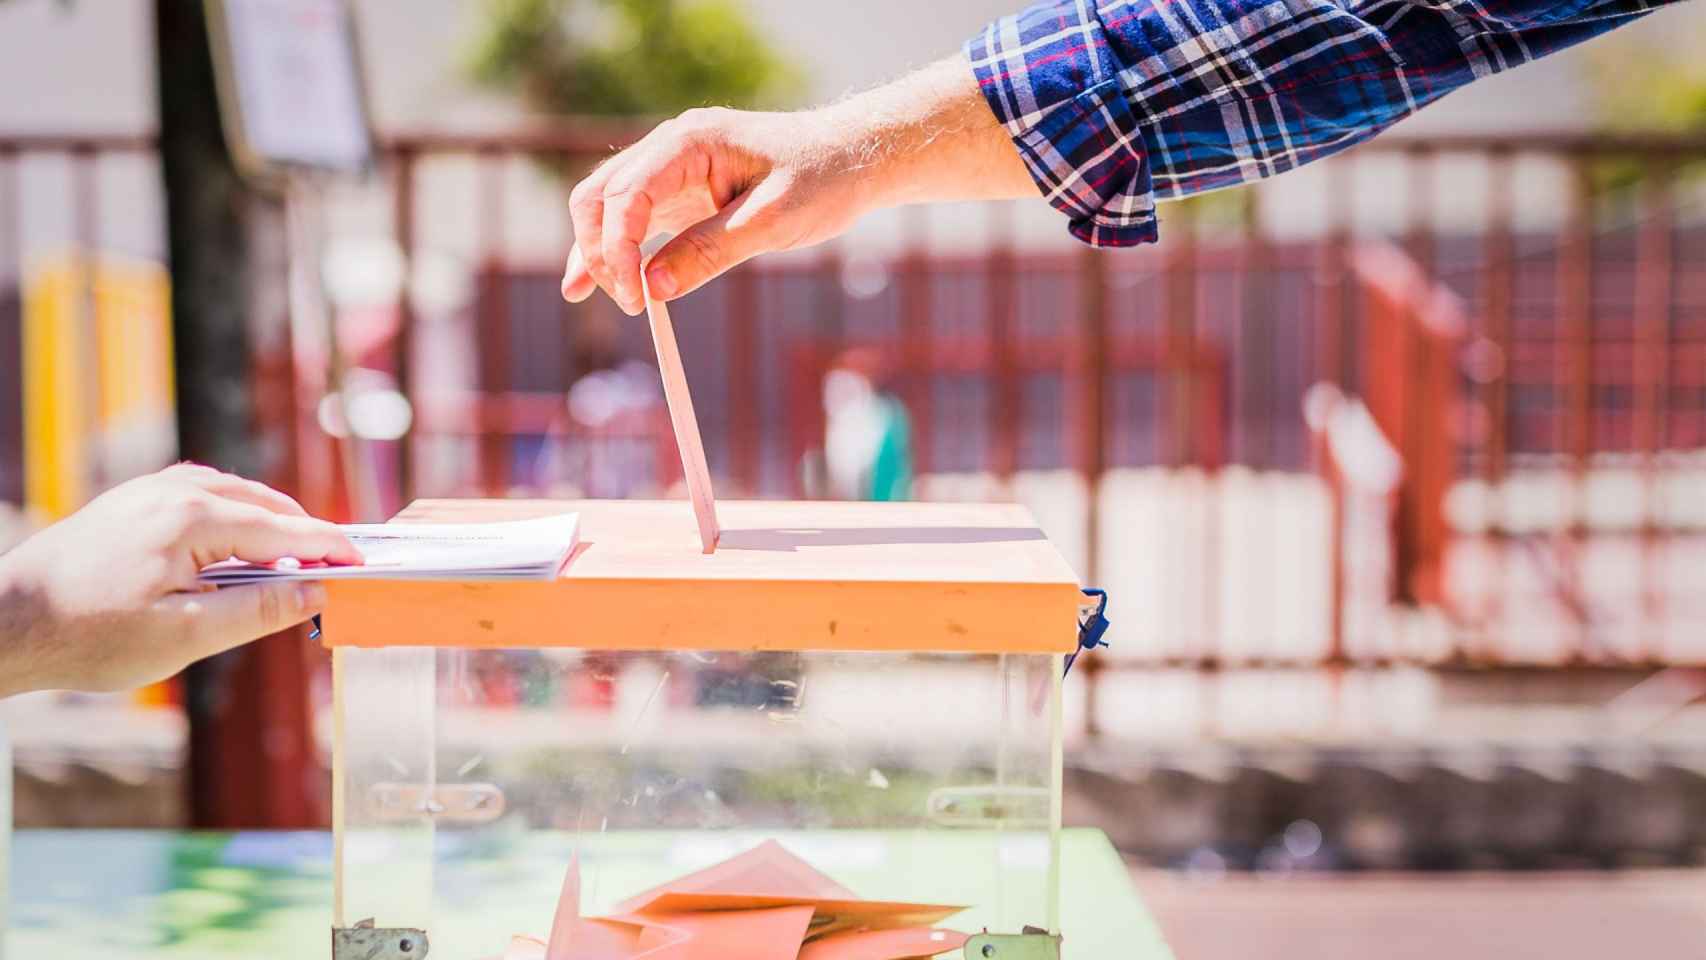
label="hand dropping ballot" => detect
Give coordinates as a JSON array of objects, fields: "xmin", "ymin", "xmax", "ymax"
[{"xmin": 198, "ymin": 513, "xmax": 580, "ymax": 585}]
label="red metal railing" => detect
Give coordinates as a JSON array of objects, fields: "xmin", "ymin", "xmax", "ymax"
[
  {"xmin": 4, "ymin": 128, "xmax": 1705, "ymax": 670},
  {"xmin": 1352, "ymin": 242, "xmax": 1468, "ymax": 610},
  {"xmin": 359, "ymin": 127, "xmax": 1706, "ymax": 670}
]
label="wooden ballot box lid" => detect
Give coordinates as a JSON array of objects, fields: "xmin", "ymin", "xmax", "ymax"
[{"xmin": 321, "ymin": 499, "xmax": 1084, "ymax": 654}]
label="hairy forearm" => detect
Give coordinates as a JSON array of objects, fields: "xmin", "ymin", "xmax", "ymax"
[
  {"xmin": 820, "ymin": 55, "xmax": 1036, "ymax": 212},
  {"xmin": 0, "ymin": 551, "xmax": 48, "ymax": 698},
  {"xmin": 565, "ymin": 54, "xmax": 1040, "ymax": 308}
]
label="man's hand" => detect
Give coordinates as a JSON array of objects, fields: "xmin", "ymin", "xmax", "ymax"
[
  {"xmin": 0, "ymin": 464, "xmax": 362, "ymax": 697},
  {"xmin": 562, "ymin": 55, "xmax": 1036, "ymax": 315}
]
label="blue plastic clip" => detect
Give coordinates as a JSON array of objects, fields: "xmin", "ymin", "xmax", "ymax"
[{"xmin": 1065, "ymin": 588, "xmax": 1109, "ymax": 677}]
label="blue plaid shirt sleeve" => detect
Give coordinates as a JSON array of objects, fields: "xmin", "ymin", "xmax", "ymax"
[{"xmin": 966, "ymin": 0, "xmax": 1685, "ymax": 247}]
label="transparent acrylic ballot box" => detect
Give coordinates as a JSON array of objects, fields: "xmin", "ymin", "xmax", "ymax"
[{"xmin": 326, "ymin": 500, "xmax": 1085, "ymax": 960}]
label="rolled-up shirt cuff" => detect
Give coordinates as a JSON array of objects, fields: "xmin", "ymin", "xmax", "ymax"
[{"xmin": 965, "ymin": 6, "xmax": 1160, "ymax": 248}]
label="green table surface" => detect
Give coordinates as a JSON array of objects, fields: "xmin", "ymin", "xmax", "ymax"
[{"xmin": 9, "ymin": 828, "xmax": 1173, "ymax": 959}]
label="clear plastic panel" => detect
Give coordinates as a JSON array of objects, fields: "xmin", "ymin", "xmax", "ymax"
[
  {"xmin": 336, "ymin": 647, "xmax": 1063, "ymax": 958},
  {"xmin": 333, "ymin": 646, "xmax": 438, "ymax": 931}
]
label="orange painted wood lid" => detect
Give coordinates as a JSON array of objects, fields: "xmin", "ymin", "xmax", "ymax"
[{"xmin": 321, "ymin": 499, "xmax": 1083, "ymax": 654}]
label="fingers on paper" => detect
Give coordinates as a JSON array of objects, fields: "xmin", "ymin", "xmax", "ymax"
[
  {"xmin": 171, "ymin": 463, "xmax": 310, "ymax": 517},
  {"xmin": 179, "ymin": 499, "xmax": 364, "ymax": 571}
]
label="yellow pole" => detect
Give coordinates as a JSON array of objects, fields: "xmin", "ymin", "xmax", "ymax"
[{"xmin": 22, "ymin": 260, "xmax": 87, "ymax": 520}]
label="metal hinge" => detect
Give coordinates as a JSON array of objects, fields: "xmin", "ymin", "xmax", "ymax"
[
  {"xmin": 965, "ymin": 930, "xmax": 1063, "ymax": 960},
  {"xmin": 333, "ymin": 919, "xmax": 430, "ymax": 960}
]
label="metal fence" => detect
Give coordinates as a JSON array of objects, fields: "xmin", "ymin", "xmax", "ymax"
[
  {"xmin": 359, "ymin": 128, "xmax": 1706, "ymax": 670},
  {"xmin": 3, "ymin": 128, "xmax": 1704, "ymax": 670}
]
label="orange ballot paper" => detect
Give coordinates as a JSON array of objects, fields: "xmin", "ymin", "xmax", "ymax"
[
  {"xmin": 797, "ymin": 928, "xmax": 971, "ymax": 960},
  {"xmin": 490, "ymin": 840, "xmax": 969, "ymax": 960},
  {"xmin": 615, "ymin": 840, "xmax": 858, "ymax": 911},
  {"xmin": 643, "ymin": 276, "xmax": 720, "ymax": 554}
]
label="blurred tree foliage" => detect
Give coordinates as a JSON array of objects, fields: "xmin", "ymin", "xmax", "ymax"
[
  {"xmin": 1584, "ymin": 39, "xmax": 1706, "ymax": 192},
  {"xmin": 466, "ymin": 0, "xmax": 800, "ymax": 117},
  {"xmin": 1587, "ymin": 42, "xmax": 1706, "ymax": 133}
]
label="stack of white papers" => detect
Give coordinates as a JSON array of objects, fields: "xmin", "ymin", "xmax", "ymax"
[{"xmin": 199, "ymin": 513, "xmax": 581, "ymax": 585}]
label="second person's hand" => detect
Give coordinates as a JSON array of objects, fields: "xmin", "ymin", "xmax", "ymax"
[{"xmin": 0, "ymin": 464, "xmax": 362, "ymax": 696}]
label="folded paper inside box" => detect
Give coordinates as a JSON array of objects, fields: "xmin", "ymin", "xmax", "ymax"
[{"xmin": 492, "ymin": 840, "xmax": 969, "ymax": 960}]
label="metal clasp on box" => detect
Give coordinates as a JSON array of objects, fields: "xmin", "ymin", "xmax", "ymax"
[
  {"xmin": 965, "ymin": 929, "xmax": 1063, "ymax": 959},
  {"xmin": 333, "ymin": 919, "xmax": 429, "ymax": 960},
  {"xmin": 366, "ymin": 782, "xmax": 507, "ymax": 823}
]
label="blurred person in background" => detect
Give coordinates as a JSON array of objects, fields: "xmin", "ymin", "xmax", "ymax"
[
  {"xmin": 0, "ymin": 464, "xmax": 359, "ymax": 698},
  {"xmin": 563, "ymin": 359, "xmax": 672, "ymax": 499},
  {"xmin": 811, "ymin": 347, "xmax": 913, "ymax": 502},
  {"xmin": 560, "ymin": 0, "xmax": 1689, "ymax": 315}
]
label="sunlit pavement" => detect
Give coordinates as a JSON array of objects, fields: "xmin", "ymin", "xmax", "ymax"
[{"xmin": 1130, "ymin": 867, "xmax": 1706, "ymax": 959}]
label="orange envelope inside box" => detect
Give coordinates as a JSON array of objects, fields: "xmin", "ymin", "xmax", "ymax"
[
  {"xmin": 635, "ymin": 895, "xmax": 963, "ymax": 941},
  {"xmin": 495, "ymin": 841, "xmax": 970, "ymax": 960},
  {"xmin": 798, "ymin": 928, "xmax": 972, "ymax": 960},
  {"xmin": 614, "ymin": 840, "xmax": 859, "ymax": 910}
]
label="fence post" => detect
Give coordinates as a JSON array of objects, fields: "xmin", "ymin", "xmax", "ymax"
[
  {"xmin": 1353, "ymin": 244, "xmax": 1464, "ymax": 609},
  {"xmin": 1634, "ymin": 159, "xmax": 1675, "ymax": 659},
  {"xmin": 726, "ymin": 265, "xmax": 760, "ymax": 495},
  {"xmin": 477, "ymin": 150, "xmax": 511, "ymax": 496},
  {"xmin": 393, "ymin": 146, "xmax": 418, "ymax": 505},
  {"xmin": 1475, "ymin": 149, "xmax": 1515, "ymax": 655},
  {"xmin": 900, "ymin": 207, "xmax": 933, "ymax": 478},
  {"xmin": 1307, "ymin": 386, "xmax": 1348, "ymax": 662},
  {"xmin": 1, "ymin": 146, "xmax": 20, "ymax": 505},
  {"xmin": 1165, "ymin": 204, "xmax": 1198, "ymax": 469},
  {"xmin": 988, "ymin": 204, "xmax": 1019, "ymax": 483},
  {"xmin": 1557, "ymin": 156, "xmax": 1595, "ymax": 659},
  {"xmin": 791, "ymin": 245, "xmax": 845, "ymax": 496},
  {"xmin": 1076, "ymin": 244, "xmax": 1108, "ymax": 738}
]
